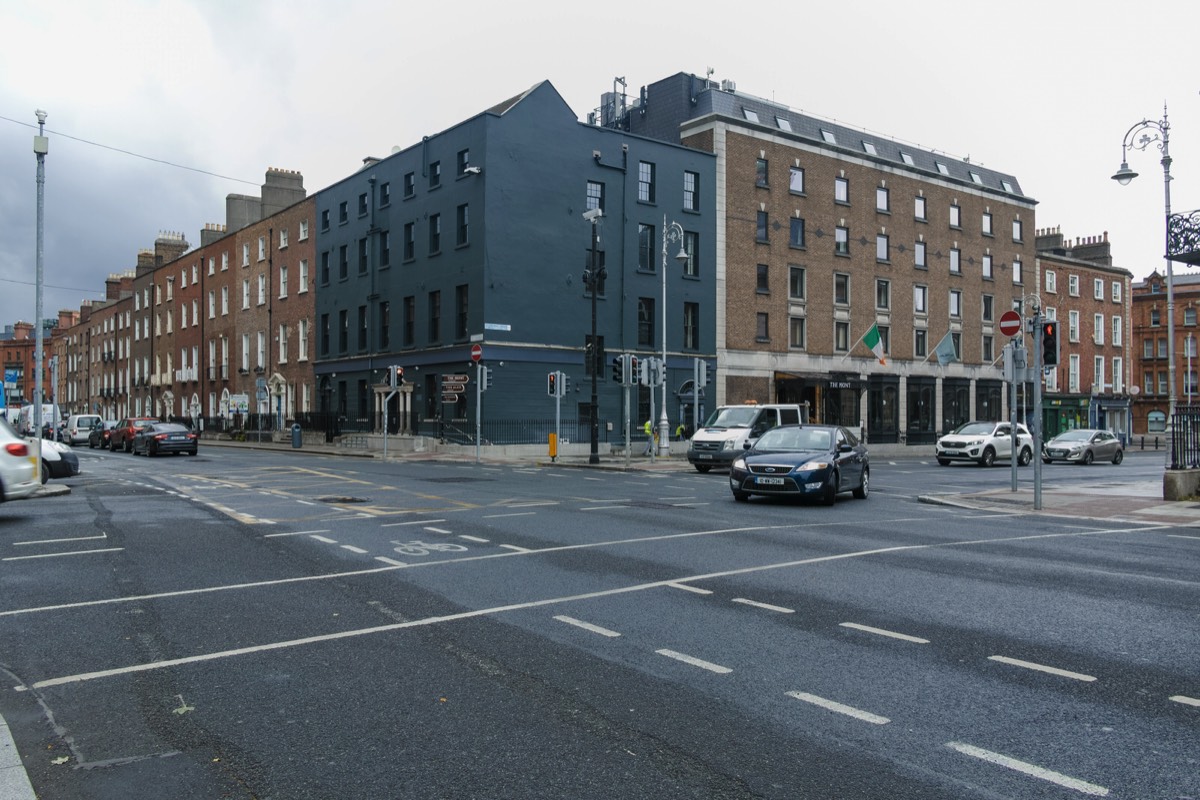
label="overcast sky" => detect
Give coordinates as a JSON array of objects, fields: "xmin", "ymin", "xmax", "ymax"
[{"xmin": 1, "ymin": 0, "xmax": 1197, "ymax": 333}]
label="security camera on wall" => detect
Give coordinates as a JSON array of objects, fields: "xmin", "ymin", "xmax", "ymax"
[{"xmin": 582, "ymin": 208, "xmax": 603, "ymax": 222}]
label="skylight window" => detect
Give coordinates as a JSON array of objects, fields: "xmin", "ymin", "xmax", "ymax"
[
  {"xmin": 935, "ymin": 161, "xmax": 950, "ymax": 176},
  {"xmin": 743, "ymin": 108, "xmax": 759, "ymax": 123},
  {"xmin": 969, "ymin": 171, "xmax": 983, "ymax": 185},
  {"xmin": 862, "ymin": 141, "xmax": 877, "ymax": 156},
  {"xmin": 775, "ymin": 117, "xmax": 792, "ymax": 132},
  {"xmin": 1001, "ymin": 180, "xmax": 1014, "ymax": 193},
  {"xmin": 900, "ymin": 152, "xmax": 915, "ymax": 166},
  {"xmin": 820, "ymin": 129, "xmax": 837, "ymax": 144}
]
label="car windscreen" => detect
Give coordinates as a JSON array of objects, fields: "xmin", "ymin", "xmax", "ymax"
[
  {"xmin": 702, "ymin": 407, "xmax": 758, "ymax": 428},
  {"xmin": 951, "ymin": 422, "xmax": 994, "ymax": 436},
  {"xmin": 1053, "ymin": 430, "xmax": 1093, "ymax": 442},
  {"xmin": 756, "ymin": 427, "xmax": 831, "ymax": 451}
]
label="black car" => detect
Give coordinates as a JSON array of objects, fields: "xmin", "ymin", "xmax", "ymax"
[
  {"xmin": 131, "ymin": 422, "xmax": 199, "ymax": 457},
  {"xmin": 729, "ymin": 424, "xmax": 869, "ymax": 505},
  {"xmin": 88, "ymin": 420, "xmax": 118, "ymax": 449}
]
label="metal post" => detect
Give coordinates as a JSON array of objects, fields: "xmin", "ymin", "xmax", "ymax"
[
  {"xmin": 33, "ymin": 110, "xmax": 48, "ymax": 451},
  {"xmin": 659, "ymin": 215, "xmax": 669, "ymax": 457},
  {"xmin": 1010, "ymin": 343, "xmax": 1018, "ymax": 493},
  {"xmin": 474, "ymin": 362, "xmax": 481, "ymax": 465},
  {"xmin": 1113, "ymin": 107, "xmax": 1175, "ymax": 469},
  {"xmin": 586, "ymin": 213, "xmax": 602, "ymax": 464},
  {"xmin": 1033, "ymin": 313, "xmax": 1044, "ymax": 510}
]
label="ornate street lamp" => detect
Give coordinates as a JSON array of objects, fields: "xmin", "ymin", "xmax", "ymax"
[
  {"xmin": 1112, "ymin": 105, "xmax": 1176, "ymax": 468},
  {"xmin": 659, "ymin": 215, "xmax": 689, "ymax": 456}
]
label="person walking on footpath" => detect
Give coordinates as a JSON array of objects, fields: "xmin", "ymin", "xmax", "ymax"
[{"xmin": 643, "ymin": 419, "xmax": 655, "ymax": 456}]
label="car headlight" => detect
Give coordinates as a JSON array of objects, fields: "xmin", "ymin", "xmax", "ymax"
[
  {"xmin": 797, "ymin": 460, "xmax": 829, "ymax": 471},
  {"xmin": 721, "ymin": 440, "xmax": 737, "ymax": 451},
  {"xmin": 731, "ymin": 457, "xmax": 746, "ymax": 470}
]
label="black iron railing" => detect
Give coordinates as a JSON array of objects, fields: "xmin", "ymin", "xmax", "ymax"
[{"xmin": 1170, "ymin": 405, "xmax": 1200, "ymax": 468}]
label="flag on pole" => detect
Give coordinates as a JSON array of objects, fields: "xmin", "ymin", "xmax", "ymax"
[
  {"xmin": 932, "ymin": 331, "xmax": 958, "ymax": 366},
  {"xmin": 862, "ymin": 324, "xmax": 887, "ymax": 365}
]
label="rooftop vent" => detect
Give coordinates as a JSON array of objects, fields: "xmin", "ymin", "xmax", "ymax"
[{"xmin": 720, "ymin": 79, "xmax": 737, "ymax": 93}]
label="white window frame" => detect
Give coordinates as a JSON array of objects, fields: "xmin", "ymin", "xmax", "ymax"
[
  {"xmin": 299, "ymin": 220, "xmax": 309, "ymax": 241},
  {"xmin": 257, "ymin": 237, "xmax": 266, "ymax": 262},
  {"xmin": 1112, "ymin": 316, "xmax": 1123, "ymax": 346},
  {"xmin": 1068, "ymin": 309, "xmax": 1080, "ymax": 342},
  {"xmin": 1113, "ymin": 357, "xmax": 1124, "ymax": 394},
  {"xmin": 1068, "ymin": 274, "xmax": 1080, "ymax": 296},
  {"xmin": 1093, "ymin": 313, "xmax": 1105, "ymax": 345},
  {"xmin": 1068, "ymin": 354, "xmax": 1080, "ymax": 392},
  {"xmin": 1111, "ymin": 281, "xmax": 1122, "ymax": 303},
  {"xmin": 220, "ymin": 286, "xmax": 229, "ymax": 315},
  {"xmin": 280, "ymin": 266, "xmax": 289, "ymax": 298},
  {"xmin": 299, "ymin": 260, "xmax": 309, "ymax": 293}
]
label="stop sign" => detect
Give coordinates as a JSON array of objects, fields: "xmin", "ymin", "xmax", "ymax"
[
  {"xmin": 999, "ymin": 310, "xmax": 1022, "ymax": 337},
  {"xmin": 470, "ymin": 343, "xmax": 483, "ymax": 362}
]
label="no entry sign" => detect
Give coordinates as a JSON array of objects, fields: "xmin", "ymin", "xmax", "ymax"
[{"xmin": 999, "ymin": 310, "xmax": 1022, "ymax": 337}]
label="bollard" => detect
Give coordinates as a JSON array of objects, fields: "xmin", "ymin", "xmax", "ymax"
[{"xmin": 291, "ymin": 423, "xmax": 302, "ymax": 449}]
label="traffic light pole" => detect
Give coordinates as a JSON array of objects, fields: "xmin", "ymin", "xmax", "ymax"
[{"xmin": 1033, "ymin": 313, "xmax": 1044, "ymax": 510}]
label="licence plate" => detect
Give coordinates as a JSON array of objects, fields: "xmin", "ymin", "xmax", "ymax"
[
  {"xmin": 698, "ymin": 454, "xmax": 712, "ymax": 460},
  {"xmin": 757, "ymin": 476, "xmax": 785, "ymax": 485},
  {"xmin": 170, "ymin": 435, "xmax": 186, "ymax": 440},
  {"xmin": 942, "ymin": 450, "xmax": 959, "ymax": 456}
]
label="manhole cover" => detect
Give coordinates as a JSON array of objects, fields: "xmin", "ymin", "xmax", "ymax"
[{"xmin": 317, "ymin": 496, "xmax": 368, "ymax": 504}]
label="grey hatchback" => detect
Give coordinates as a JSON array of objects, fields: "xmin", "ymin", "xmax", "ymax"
[{"xmin": 1042, "ymin": 429, "xmax": 1124, "ymax": 465}]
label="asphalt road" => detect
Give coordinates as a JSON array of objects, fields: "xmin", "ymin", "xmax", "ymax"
[{"xmin": 0, "ymin": 447, "xmax": 1194, "ymax": 799}]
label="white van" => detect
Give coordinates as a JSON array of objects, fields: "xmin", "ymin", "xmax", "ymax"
[
  {"xmin": 65, "ymin": 414, "xmax": 103, "ymax": 445},
  {"xmin": 687, "ymin": 403, "xmax": 809, "ymax": 472},
  {"xmin": 17, "ymin": 404, "xmax": 62, "ymax": 437}
]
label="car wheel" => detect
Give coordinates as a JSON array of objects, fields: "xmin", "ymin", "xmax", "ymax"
[
  {"xmin": 88, "ymin": 439, "xmax": 95, "ymax": 449},
  {"xmin": 124, "ymin": 439, "xmax": 132, "ymax": 453},
  {"xmin": 980, "ymin": 447, "xmax": 996, "ymax": 467},
  {"xmin": 732, "ymin": 489, "xmax": 749, "ymax": 502},
  {"xmin": 936, "ymin": 457, "xmax": 950, "ymax": 466},
  {"xmin": 1018, "ymin": 447, "xmax": 1032, "ymax": 466},
  {"xmin": 695, "ymin": 464, "xmax": 711, "ymax": 474},
  {"xmin": 853, "ymin": 468, "xmax": 869, "ymax": 499},
  {"xmin": 188, "ymin": 449, "xmax": 198, "ymax": 456},
  {"xmin": 821, "ymin": 473, "xmax": 837, "ymax": 506},
  {"xmin": 1112, "ymin": 449, "xmax": 1124, "ymax": 465},
  {"xmin": 110, "ymin": 438, "xmax": 119, "ymax": 452},
  {"xmin": 1082, "ymin": 450, "xmax": 1093, "ymax": 465},
  {"xmin": 39, "ymin": 461, "xmax": 48, "ymax": 484}
]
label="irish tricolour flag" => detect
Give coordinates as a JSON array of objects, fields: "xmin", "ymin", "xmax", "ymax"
[{"xmin": 861, "ymin": 323, "xmax": 887, "ymax": 365}]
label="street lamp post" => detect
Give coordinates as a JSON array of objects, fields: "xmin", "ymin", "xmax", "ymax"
[
  {"xmin": 659, "ymin": 215, "xmax": 689, "ymax": 456},
  {"xmin": 33, "ymin": 110, "xmax": 48, "ymax": 448},
  {"xmin": 1112, "ymin": 105, "xmax": 1175, "ymax": 468},
  {"xmin": 583, "ymin": 208, "xmax": 605, "ymax": 464}
]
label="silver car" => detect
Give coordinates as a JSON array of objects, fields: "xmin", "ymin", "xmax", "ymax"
[{"xmin": 1042, "ymin": 429, "xmax": 1124, "ymax": 465}]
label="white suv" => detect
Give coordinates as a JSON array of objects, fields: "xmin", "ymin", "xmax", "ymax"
[
  {"xmin": 936, "ymin": 421, "xmax": 1034, "ymax": 467},
  {"xmin": 0, "ymin": 417, "xmax": 39, "ymax": 502}
]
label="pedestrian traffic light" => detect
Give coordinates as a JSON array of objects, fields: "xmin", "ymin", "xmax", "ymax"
[
  {"xmin": 1042, "ymin": 321, "xmax": 1059, "ymax": 368},
  {"xmin": 547, "ymin": 371, "xmax": 557, "ymax": 397},
  {"xmin": 612, "ymin": 355, "xmax": 623, "ymax": 384},
  {"xmin": 628, "ymin": 356, "xmax": 639, "ymax": 386},
  {"xmin": 480, "ymin": 365, "xmax": 493, "ymax": 392},
  {"xmin": 390, "ymin": 365, "xmax": 405, "ymax": 389}
]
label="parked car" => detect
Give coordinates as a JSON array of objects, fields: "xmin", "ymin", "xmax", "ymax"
[
  {"xmin": 131, "ymin": 422, "xmax": 198, "ymax": 457},
  {"xmin": 39, "ymin": 439, "xmax": 80, "ymax": 482},
  {"xmin": 65, "ymin": 413, "xmax": 103, "ymax": 446},
  {"xmin": 110, "ymin": 417, "xmax": 159, "ymax": 453},
  {"xmin": 1042, "ymin": 429, "xmax": 1124, "ymax": 465},
  {"xmin": 88, "ymin": 420, "xmax": 118, "ymax": 449},
  {"xmin": 729, "ymin": 424, "xmax": 869, "ymax": 505},
  {"xmin": 0, "ymin": 417, "xmax": 39, "ymax": 502},
  {"xmin": 936, "ymin": 421, "xmax": 1034, "ymax": 467}
]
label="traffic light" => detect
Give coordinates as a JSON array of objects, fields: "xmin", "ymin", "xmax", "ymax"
[
  {"xmin": 1042, "ymin": 321, "xmax": 1059, "ymax": 368},
  {"xmin": 547, "ymin": 371, "xmax": 557, "ymax": 397},
  {"xmin": 628, "ymin": 356, "xmax": 638, "ymax": 387},
  {"xmin": 612, "ymin": 355, "xmax": 623, "ymax": 384},
  {"xmin": 638, "ymin": 357, "xmax": 650, "ymax": 386},
  {"xmin": 390, "ymin": 365, "xmax": 405, "ymax": 389},
  {"xmin": 480, "ymin": 365, "xmax": 493, "ymax": 392},
  {"xmin": 695, "ymin": 359, "xmax": 709, "ymax": 389}
]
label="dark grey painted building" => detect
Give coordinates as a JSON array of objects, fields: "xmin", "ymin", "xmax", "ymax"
[{"xmin": 314, "ymin": 81, "xmax": 716, "ymax": 440}]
